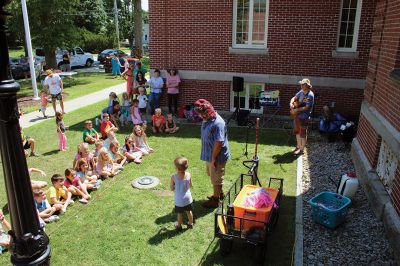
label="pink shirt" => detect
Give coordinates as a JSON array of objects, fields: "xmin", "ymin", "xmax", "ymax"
[
  {"xmin": 166, "ymin": 75, "xmax": 181, "ymax": 94},
  {"xmin": 41, "ymin": 94, "xmax": 48, "ymax": 107},
  {"xmin": 64, "ymin": 177, "xmax": 80, "ymax": 188}
]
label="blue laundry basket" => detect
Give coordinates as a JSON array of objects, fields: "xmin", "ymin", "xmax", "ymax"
[{"xmin": 309, "ymin": 192, "xmax": 351, "ymax": 229}]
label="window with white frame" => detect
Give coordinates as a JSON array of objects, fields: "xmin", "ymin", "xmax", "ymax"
[
  {"xmin": 337, "ymin": 0, "xmax": 362, "ymax": 51},
  {"xmin": 233, "ymin": 0, "xmax": 269, "ymax": 48},
  {"xmin": 231, "ymin": 83, "xmax": 264, "ymax": 113}
]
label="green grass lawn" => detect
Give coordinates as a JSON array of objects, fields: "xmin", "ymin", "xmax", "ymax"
[
  {"xmin": 0, "ymin": 100, "xmax": 297, "ymax": 265},
  {"xmin": 9, "ymin": 47, "xmax": 25, "ymax": 58},
  {"xmin": 17, "ymin": 73, "xmax": 125, "ymax": 114}
]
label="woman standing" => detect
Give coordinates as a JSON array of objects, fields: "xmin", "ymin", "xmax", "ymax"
[
  {"xmin": 111, "ymin": 54, "xmax": 121, "ymax": 78},
  {"xmin": 147, "ymin": 69, "xmax": 164, "ymax": 114},
  {"xmin": 122, "ymin": 63, "xmax": 134, "ymax": 99},
  {"xmin": 166, "ymin": 68, "xmax": 181, "ymax": 115},
  {"xmin": 133, "ymin": 71, "xmax": 147, "ymax": 96},
  {"xmin": 61, "ymin": 51, "xmax": 71, "ymax": 72}
]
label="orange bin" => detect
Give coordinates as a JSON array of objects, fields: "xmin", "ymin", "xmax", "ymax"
[{"xmin": 233, "ymin": 185, "xmax": 278, "ymax": 230}]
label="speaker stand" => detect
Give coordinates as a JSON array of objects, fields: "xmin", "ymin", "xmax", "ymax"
[{"xmin": 227, "ymin": 91, "xmax": 240, "ymax": 125}]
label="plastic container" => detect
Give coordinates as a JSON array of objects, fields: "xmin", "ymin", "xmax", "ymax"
[
  {"xmin": 309, "ymin": 192, "xmax": 351, "ymax": 229},
  {"xmin": 336, "ymin": 172, "xmax": 359, "ymax": 199},
  {"xmin": 233, "ymin": 185, "xmax": 278, "ymax": 230}
]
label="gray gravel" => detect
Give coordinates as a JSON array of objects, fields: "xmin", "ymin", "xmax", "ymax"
[{"xmin": 302, "ymin": 136, "xmax": 397, "ymax": 265}]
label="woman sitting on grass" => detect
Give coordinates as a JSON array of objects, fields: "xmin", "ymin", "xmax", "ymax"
[
  {"xmin": 64, "ymin": 168, "xmax": 91, "ymax": 204},
  {"xmin": 96, "ymin": 148, "xmax": 120, "ymax": 179}
]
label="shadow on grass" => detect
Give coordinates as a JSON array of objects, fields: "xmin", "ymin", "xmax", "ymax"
[
  {"xmin": 272, "ymin": 151, "xmax": 298, "ymax": 164},
  {"xmin": 148, "ymin": 226, "xmax": 186, "ymax": 245},
  {"xmin": 29, "ymin": 116, "xmax": 52, "ymax": 123},
  {"xmin": 154, "ymin": 200, "xmax": 215, "ymax": 225},
  {"xmin": 42, "ymin": 149, "xmax": 61, "ymax": 156}
]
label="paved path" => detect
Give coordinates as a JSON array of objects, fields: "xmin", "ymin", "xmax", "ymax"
[{"xmin": 20, "ymin": 83, "xmax": 125, "ymax": 128}]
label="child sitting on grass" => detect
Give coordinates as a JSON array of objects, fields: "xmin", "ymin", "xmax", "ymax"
[
  {"xmin": 73, "ymin": 143, "xmax": 96, "ymax": 171},
  {"xmin": 170, "ymin": 156, "xmax": 194, "ymax": 231},
  {"xmin": 100, "ymin": 113, "xmax": 117, "ymax": 140},
  {"xmin": 122, "ymin": 136, "xmax": 142, "ymax": 164},
  {"xmin": 109, "ymin": 141, "xmax": 127, "ymax": 170},
  {"xmin": 83, "ymin": 120, "xmax": 100, "ymax": 144},
  {"xmin": 94, "ymin": 140, "xmax": 103, "ymax": 157},
  {"xmin": 76, "ymin": 159, "xmax": 101, "ymax": 190},
  {"xmin": 131, "ymin": 125, "xmax": 154, "ymax": 155},
  {"xmin": 0, "ymin": 210, "xmax": 11, "ymax": 254},
  {"xmin": 96, "ymin": 148, "xmax": 119, "ymax": 179},
  {"xmin": 151, "ymin": 108, "xmax": 165, "ymax": 133},
  {"xmin": 64, "ymin": 168, "xmax": 91, "ymax": 204},
  {"xmin": 33, "ymin": 189, "xmax": 59, "ymax": 223},
  {"xmin": 165, "ymin": 113, "xmax": 179, "ymax": 134},
  {"xmin": 46, "ymin": 174, "xmax": 73, "ymax": 214},
  {"xmin": 103, "ymin": 129, "xmax": 119, "ymax": 151}
]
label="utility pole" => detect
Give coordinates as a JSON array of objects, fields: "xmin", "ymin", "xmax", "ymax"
[
  {"xmin": 114, "ymin": 0, "xmax": 120, "ymax": 49},
  {"xmin": 21, "ymin": 0, "xmax": 40, "ymax": 100}
]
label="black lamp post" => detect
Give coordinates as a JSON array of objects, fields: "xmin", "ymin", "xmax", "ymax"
[{"xmin": 0, "ymin": 1, "xmax": 50, "ymax": 265}]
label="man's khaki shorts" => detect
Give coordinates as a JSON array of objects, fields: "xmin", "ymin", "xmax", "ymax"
[{"xmin": 206, "ymin": 162, "xmax": 225, "ymax": 186}]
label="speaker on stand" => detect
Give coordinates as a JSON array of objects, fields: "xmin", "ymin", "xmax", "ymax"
[{"xmin": 227, "ymin": 76, "xmax": 244, "ymax": 125}]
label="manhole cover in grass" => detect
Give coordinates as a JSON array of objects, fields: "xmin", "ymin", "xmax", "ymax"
[{"xmin": 132, "ymin": 176, "xmax": 160, "ymax": 189}]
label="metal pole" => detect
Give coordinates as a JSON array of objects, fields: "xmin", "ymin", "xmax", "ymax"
[
  {"xmin": 21, "ymin": 0, "xmax": 40, "ymax": 101},
  {"xmin": 0, "ymin": 1, "xmax": 50, "ymax": 265},
  {"xmin": 114, "ymin": 0, "xmax": 120, "ymax": 49}
]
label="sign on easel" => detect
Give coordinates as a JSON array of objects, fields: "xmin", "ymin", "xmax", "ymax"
[{"xmin": 259, "ymin": 90, "xmax": 280, "ymax": 107}]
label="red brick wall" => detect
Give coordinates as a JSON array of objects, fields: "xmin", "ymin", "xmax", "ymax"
[
  {"xmin": 392, "ymin": 167, "xmax": 400, "ymax": 215},
  {"xmin": 364, "ymin": 0, "xmax": 400, "ymax": 131},
  {"xmin": 159, "ymin": 81, "xmax": 363, "ymax": 119},
  {"xmin": 356, "ymin": 114, "xmax": 381, "ymax": 167},
  {"xmin": 149, "ymin": 0, "xmax": 375, "ymax": 79}
]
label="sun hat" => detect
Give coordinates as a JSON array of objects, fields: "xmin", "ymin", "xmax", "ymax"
[{"xmin": 299, "ymin": 78, "xmax": 312, "ymax": 88}]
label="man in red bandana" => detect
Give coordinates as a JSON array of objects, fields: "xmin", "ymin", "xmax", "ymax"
[{"xmin": 194, "ymin": 99, "xmax": 230, "ymax": 208}]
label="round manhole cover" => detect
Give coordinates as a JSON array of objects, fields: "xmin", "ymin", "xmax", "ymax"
[{"xmin": 132, "ymin": 176, "xmax": 160, "ymax": 189}]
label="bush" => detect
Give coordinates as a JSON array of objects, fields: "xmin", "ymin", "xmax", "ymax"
[{"xmin": 79, "ymin": 30, "xmax": 116, "ymax": 53}]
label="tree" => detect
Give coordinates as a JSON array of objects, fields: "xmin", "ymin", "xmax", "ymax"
[
  {"xmin": 75, "ymin": 0, "xmax": 108, "ymax": 33},
  {"xmin": 133, "ymin": 0, "xmax": 142, "ymax": 57},
  {"xmin": 27, "ymin": 0, "xmax": 80, "ymax": 68}
]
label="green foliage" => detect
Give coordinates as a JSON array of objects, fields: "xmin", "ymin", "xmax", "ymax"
[
  {"xmin": 78, "ymin": 29, "xmax": 116, "ymax": 53},
  {"xmin": 75, "ymin": 0, "xmax": 108, "ymax": 33},
  {"xmin": 5, "ymin": 1, "xmax": 25, "ymax": 47}
]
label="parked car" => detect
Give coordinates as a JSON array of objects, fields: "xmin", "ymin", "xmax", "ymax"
[
  {"xmin": 35, "ymin": 47, "xmax": 94, "ymax": 68},
  {"xmin": 98, "ymin": 49, "xmax": 129, "ymax": 64},
  {"xmin": 9, "ymin": 57, "xmax": 30, "ymax": 80}
]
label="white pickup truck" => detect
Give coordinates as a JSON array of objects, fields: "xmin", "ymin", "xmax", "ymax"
[{"xmin": 36, "ymin": 47, "xmax": 94, "ymax": 68}]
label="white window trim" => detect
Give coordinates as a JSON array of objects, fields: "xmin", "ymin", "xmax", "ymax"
[
  {"xmin": 230, "ymin": 83, "xmax": 265, "ymax": 114},
  {"xmin": 232, "ymin": 0, "xmax": 269, "ymax": 49},
  {"xmin": 336, "ymin": 0, "xmax": 363, "ymax": 52}
]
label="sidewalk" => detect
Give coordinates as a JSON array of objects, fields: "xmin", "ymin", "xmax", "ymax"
[{"xmin": 19, "ymin": 83, "xmax": 126, "ymax": 128}]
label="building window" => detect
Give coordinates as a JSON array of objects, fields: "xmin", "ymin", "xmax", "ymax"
[
  {"xmin": 337, "ymin": 0, "xmax": 362, "ymax": 51},
  {"xmin": 233, "ymin": 0, "xmax": 269, "ymax": 48},
  {"xmin": 231, "ymin": 83, "xmax": 264, "ymax": 113}
]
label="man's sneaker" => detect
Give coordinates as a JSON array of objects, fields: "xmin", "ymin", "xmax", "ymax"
[
  {"xmin": 207, "ymin": 193, "xmax": 225, "ymax": 200},
  {"xmin": 202, "ymin": 197, "xmax": 219, "ymax": 208},
  {"xmin": 187, "ymin": 224, "xmax": 193, "ymax": 229}
]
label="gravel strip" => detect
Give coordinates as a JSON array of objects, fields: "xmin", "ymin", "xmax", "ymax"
[{"xmin": 302, "ymin": 136, "xmax": 396, "ymax": 265}]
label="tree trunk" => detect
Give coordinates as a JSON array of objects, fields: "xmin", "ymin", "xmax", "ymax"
[
  {"xmin": 133, "ymin": 0, "xmax": 143, "ymax": 58},
  {"xmin": 44, "ymin": 47, "xmax": 57, "ymax": 69}
]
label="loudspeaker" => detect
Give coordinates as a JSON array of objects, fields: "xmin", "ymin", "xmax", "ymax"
[
  {"xmin": 237, "ymin": 109, "xmax": 250, "ymax": 126},
  {"xmin": 232, "ymin": 76, "xmax": 244, "ymax": 92}
]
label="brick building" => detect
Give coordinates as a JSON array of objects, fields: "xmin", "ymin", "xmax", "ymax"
[
  {"xmin": 351, "ymin": 0, "xmax": 400, "ymax": 261},
  {"xmin": 149, "ymin": 0, "xmax": 375, "ymax": 120}
]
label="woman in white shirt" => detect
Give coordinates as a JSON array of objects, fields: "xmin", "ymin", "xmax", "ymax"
[{"xmin": 147, "ymin": 69, "xmax": 164, "ymax": 114}]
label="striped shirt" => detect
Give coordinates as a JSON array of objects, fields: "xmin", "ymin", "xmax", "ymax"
[{"xmin": 200, "ymin": 113, "xmax": 230, "ymax": 163}]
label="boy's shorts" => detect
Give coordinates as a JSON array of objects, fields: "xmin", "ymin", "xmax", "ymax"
[
  {"xmin": 175, "ymin": 203, "xmax": 193, "ymax": 213},
  {"xmin": 40, "ymin": 106, "xmax": 46, "ymax": 112},
  {"xmin": 206, "ymin": 162, "xmax": 225, "ymax": 186}
]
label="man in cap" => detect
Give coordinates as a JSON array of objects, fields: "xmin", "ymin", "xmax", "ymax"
[
  {"xmin": 290, "ymin": 78, "xmax": 314, "ymax": 155},
  {"xmin": 194, "ymin": 99, "xmax": 230, "ymax": 208},
  {"xmin": 44, "ymin": 69, "xmax": 65, "ymax": 114}
]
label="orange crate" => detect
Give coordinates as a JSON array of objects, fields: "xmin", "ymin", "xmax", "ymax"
[{"xmin": 233, "ymin": 185, "xmax": 278, "ymax": 230}]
